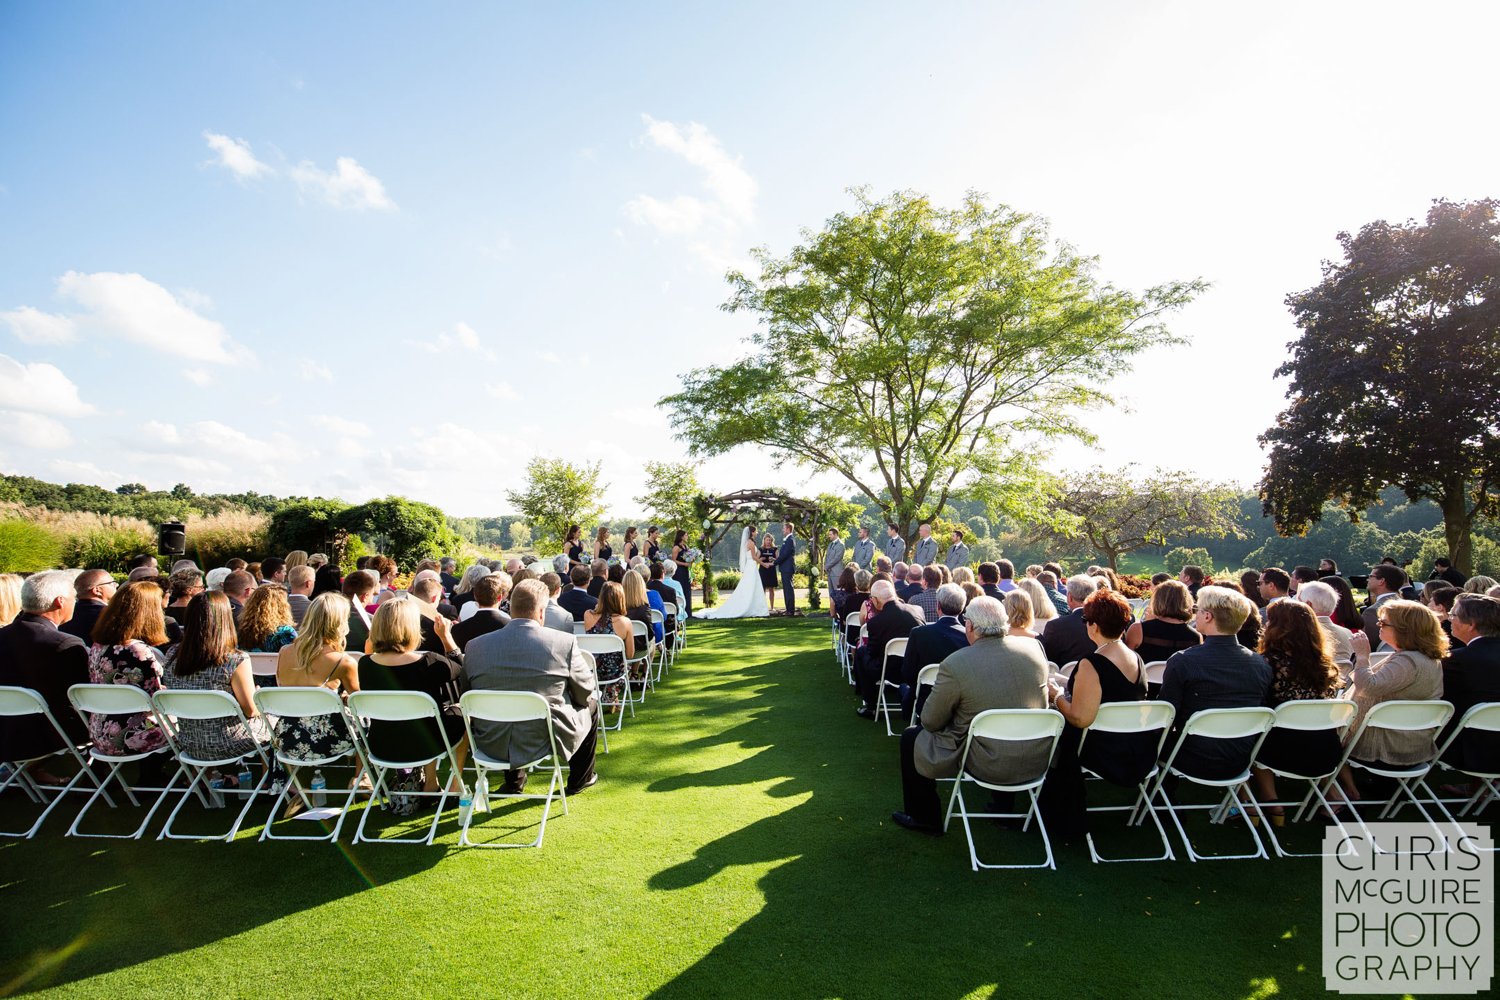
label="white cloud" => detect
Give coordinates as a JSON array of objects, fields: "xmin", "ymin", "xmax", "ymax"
[
  {"xmin": 609, "ymin": 406, "xmax": 666, "ymax": 429},
  {"xmin": 623, "ymin": 115, "xmax": 758, "ymax": 267},
  {"xmin": 141, "ymin": 420, "xmax": 183, "ymax": 445},
  {"xmin": 291, "ymin": 156, "xmax": 397, "ymax": 211},
  {"xmin": 534, "ymin": 349, "xmax": 563, "ymax": 365},
  {"xmin": 623, "ymin": 194, "xmax": 712, "ymax": 236},
  {"xmin": 182, "ymin": 368, "xmax": 212, "ymax": 386},
  {"xmin": 0, "ymin": 354, "xmax": 94, "ymax": 416},
  {"xmin": 0, "ymin": 411, "xmax": 72, "ymax": 449},
  {"xmin": 485, "ymin": 381, "xmax": 519, "ymax": 401},
  {"xmin": 297, "ymin": 359, "xmax": 333, "ymax": 382},
  {"xmin": 312, "ymin": 414, "xmax": 372, "ymax": 438},
  {"xmin": 408, "ymin": 321, "xmax": 497, "ymax": 361},
  {"xmin": 202, "ymin": 131, "xmax": 273, "ymax": 180},
  {"xmin": 54, "ymin": 271, "xmax": 252, "ymax": 364},
  {"xmin": 637, "ymin": 115, "xmax": 757, "ymax": 224},
  {"xmin": 0, "ymin": 306, "xmax": 75, "ymax": 345}
]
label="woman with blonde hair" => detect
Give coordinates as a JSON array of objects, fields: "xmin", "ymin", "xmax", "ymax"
[
  {"xmin": 274, "ymin": 593, "xmax": 360, "ymax": 775},
  {"xmin": 593, "ymin": 526, "xmax": 613, "ymax": 563},
  {"xmin": 285, "ymin": 550, "xmax": 309, "ymax": 570},
  {"xmin": 1016, "ymin": 577, "xmax": 1057, "ymax": 627},
  {"xmin": 0, "ymin": 573, "xmax": 22, "ymax": 627},
  {"xmin": 622, "ymin": 568, "xmax": 665, "ymax": 649},
  {"xmin": 238, "ymin": 584, "xmax": 298, "ymax": 652},
  {"xmin": 450, "ymin": 563, "xmax": 491, "ymax": 615},
  {"xmin": 1124, "ymin": 579, "xmax": 1199, "ymax": 664},
  {"xmin": 1003, "ymin": 589, "xmax": 1041, "ymax": 641},
  {"xmin": 950, "ymin": 566, "xmax": 974, "ymax": 586}
]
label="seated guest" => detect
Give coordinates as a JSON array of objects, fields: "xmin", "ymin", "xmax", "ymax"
[
  {"xmin": 221, "ymin": 570, "xmax": 255, "ymax": 621},
  {"xmin": 1297, "ymin": 581, "xmax": 1355, "ymax": 670},
  {"xmin": 644, "ymin": 562, "xmax": 676, "ymax": 638},
  {"xmin": 660, "ymin": 557, "xmax": 689, "ymax": 615},
  {"xmin": 162, "ymin": 592, "xmax": 272, "ymax": 761},
  {"xmin": 85, "ymin": 581, "xmax": 171, "ymax": 761},
  {"xmin": 960, "ymin": 581, "xmax": 983, "ymax": 606},
  {"xmin": 538, "ymin": 573, "xmax": 575, "ymax": 633},
  {"xmin": 976, "ymin": 562, "xmax": 1003, "ymax": 599},
  {"xmin": 1441, "ymin": 594, "xmax": 1500, "ymax": 771},
  {"xmin": 1423, "ymin": 584, "xmax": 1463, "ymax": 648},
  {"xmin": 903, "ymin": 564, "xmax": 925, "ymax": 601},
  {"xmin": 1249, "ymin": 599, "xmax": 1343, "ymax": 821},
  {"xmin": 409, "ymin": 576, "xmax": 457, "ymax": 653},
  {"xmin": 451, "ymin": 564, "xmax": 492, "ymax": 615},
  {"xmin": 342, "ymin": 570, "xmax": 378, "ymax": 652},
  {"xmin": 0, "ymin": 570, "xmax": 89, "ymax": 781},
  {"xmin": 854, "ymin": 581, "xmax": 921, "ymax": 719},
  {"xmin": 996, "ymin": 559, "xmax": 1019, "ymax": 594},
  {"xmin": 1212, "ymin": 580, "xmax": 1265, "ymax": 650},
  {"xmin": 165, "ymin": 568, "xmax": 204, "ymax": 626},
  {"xmin": 1258, "ymin": 567, "xmax": 1292, "ymax": 613},
  {"xmin": 1361, "ymin": 564, "xmax": 1407, "ymax": 647},
  {"xmin": 1017, "ymin": 577, "xmax": 1058, "ymax": 632},
  {"xmin": 1124, "ymin": 580, "xmax": 1199, "ymax": 664},
  {"xmin": 358, "ymin": 597, "xmax": 467, "ymax": 793},
  {"xmin": 891, "ymin": 562, "xmax": 911, "ymax": 599},
  {"xmin": 1239, "ymin": 570, "xmax": 1262, "ymax": 608},
  {"xmin": 458, "ymin": 571, "xmax": 509, "ymax": 622},
  {"xmin": 1322, "ymin": 575, "xmax": 1364, "ymax": 632},
  {"xmin": 1037, "ymin": 570, "xmax": 1069, "ymax": 616},
  {"xmin": 451, "ymin": 575, "xmax": 510, "ymax": 652},
  {"xmin": 831, "ymin": 566, "xmax": 858, "ymax": 621},
  {"xmin": 129, "ymin": 554, "xmax": 160, "ymax": 576},
  {"xmin": 237, "ymin": 584, "xmax": 298, "ymax": 653},
  {"xmin": 274, "ymin": 593, "xmax": 359, "ymax": 783},
  {"xmin": 1158, "ymin": 586, "xmax": 1273, "ymax": 779},
  {"xmin": 583, "ymin": 582, "xmax": 635, "ymax": 708},
  {"xmin": 586, "ymin": 559, "xmax": 608, "ymax": 599},
  {"xmin": 369, "ymin": 555, "xmax": 398, "ymax": 596},
  {"xmin": 839, "ymin": 570, "xmax": 872, "ymax": 622},
  {"xmin": 285, "ymin": 550, "xmax": 309, "ymax": 572},
  {"xmin": 1341, "ymin": 600, "xmax": 1445, "ymax": 797},
  {"xmin": 1180, "ymin": 565, "xmax": 1207, "ymax": 599},
  {"xmin": 951, "ymin": 567, "xmax": 975, "ymax": 586},
  {"xmin": 1042, "ymin": 576, "xmax": 1100, "ymax": 668},
  {"xmin": 623, "ymin": 569, "xmax": 664, "ymax": 647},
  {"xmin": 909, "ymin": 565, "xmax": 943, "ymax": 622},
  {"xmin": 205, "ymin": 567, "xmax": 231, "ymax": 592},
  {"xmin": 0, "ymin": 573, "xmax": 22, "ymax": 627},
  {"xmin": 1291, "ymin": 565, "xmax": 1319, "ymax": 595},
  {"xmin": 559, "ymin": 566, "xmax": 598, "ymax": 620},
  {"xmin": 311, "ymin": 565, "xmax": 342, "ymax": 599},
  {"xmin": 60, "ymin": 569, "xmax": 116, "ymax": 642},
  {"xmin": 1467, "ymin": 575, "xmax": 1500, "ymax": 594},
  {"xmin": 260, "ymin": 557, "xmax": 288, "ymax": 588},
  {"xmin": 1004, "ymin": 590, "xmax": 1041, "ymax": 641},
  {"xmin": 462, "ymin": 579, "xmax": 600, "ymax": 795},
  {"xmin": 892, "ymin": 596, "xmax": 1049, "ymax": 834},
  {"xmin": 901, "ymin": 583, "xmax": 969, "ymax": 714},
  {"xmin": 439, "ymin": 557, "xmax": 460, "ymax": 594},
  {"xmin": 1040, "ymin": 589, "xmax": 1151, "ymax": 838},
  {"xmin": 244, "ymin": 561, "xmax": 262, "ymax": 583}
]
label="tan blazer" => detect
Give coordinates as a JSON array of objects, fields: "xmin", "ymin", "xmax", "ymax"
[
  {"xmin": 461, "ymin": 618, "xmax": 598, "ymax": 764},
  {"xmin": 915, "ymin": 634, "xmax": 1049, "ymax": 782}
]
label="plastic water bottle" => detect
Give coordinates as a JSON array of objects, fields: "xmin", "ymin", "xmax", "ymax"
[
  {"xmin": 458, "ymin": 785, "xmax": 474, "ymax": 826},
  {"xmin": 309, "ymin": 769, "xmax": 327, "ymax": 808},
  {"xmin": 207, "ymin": 770, "xmax": 226, "ymax": 809},
  {"xmin": 237, "ymin": 764, "xmax": 253, "ymax": 795}
]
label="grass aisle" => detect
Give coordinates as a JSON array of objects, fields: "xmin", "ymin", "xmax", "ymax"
[{"xmin": 1, "ymin": 618, "xmax": 1373, "ymax": 998}]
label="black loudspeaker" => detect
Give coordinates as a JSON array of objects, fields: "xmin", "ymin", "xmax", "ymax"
[{"xmin": 157, "ymin": 521, "xmax": 187, "ymax": 556}]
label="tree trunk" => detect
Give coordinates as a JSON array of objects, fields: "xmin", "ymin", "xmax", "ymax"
[
  {"xmin": 1440, "ymin": 484, "xmax": 1475, "ymax": 577},
  {"xmin": 1103, "ymin": 547, "xmax": 1121, "ymax": 571}
]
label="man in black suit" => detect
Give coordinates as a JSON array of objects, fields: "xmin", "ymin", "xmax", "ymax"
[
  {"xmin": 559, "ymin": 565, "xmax": 598, "ymax": 620},
  {"xmin": 1441, "ymin": 594, "xmax": 1500, "ymax": 771},
  {"xmin": 585, "ymin": 560, "xmax": 608, "ymax": 599},
  {"xmin": 976, "ymin": 562, "xmax": 1004, "ymax": 600},
  {"xmin": 222, "ymin": 569, "xmax": 255, "ymax": 622},
  {"xmin": 0, "ymin": 570, "xmax": 90, "ymax": 777},
  {"xmin": 854, "ymin": 581, "xmax": 920, "ymax": 718},
  {"xmin": 777, "ymin": 521, "xmax": 798, "ymax": 616},
  {"xmin": 901, "ymin": 583, "xmax": 969, "ymax": 715},
  {"xmin": 645, "ymin": 562, "xmax": 678, "ymax": 645},
  {"xmin": 451, "ymin": 574, "xmax": 511, "ymax": 652},
  {"xmin": 1041, "ymin": 576, "xmax": 1099, "ymax": 667},
  {"xmin": 59, "ymin": 569, "xmax": 115, "ymax": 642},
  {"xmin": 1430, "ymin": 557, "xmax": 1468, "ymax": 589}
]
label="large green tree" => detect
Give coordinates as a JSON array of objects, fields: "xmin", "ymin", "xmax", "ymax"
[
  {"xmin": 1048, "ymin": 466, "xmax": 1243, "ymax": 570},
  {"xmin": 660, "ymin": 189, "xmax": 1202, "ymax": 540},
  {"xmin": 341, "ymin": 497, "xmax": 461, "ymax": 568},
  {"xmin": 505, "ymin": 458, "xmax": 607, "ymax": 552},
  {"xmin": 1260, "ymin": 199, "xmax": 1500, "ymax": 574},
  {"xmin": 634, "ymin": 461, "xmax": 702, "ymax": 534}
]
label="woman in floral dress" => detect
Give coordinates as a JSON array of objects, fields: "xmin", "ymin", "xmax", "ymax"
[{"xmin": 86, "ymin": 581, "xmax": 170, "ymax": 761}]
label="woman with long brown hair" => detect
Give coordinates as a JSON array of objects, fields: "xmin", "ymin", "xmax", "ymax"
[
  {"xmin": 86, "ymin": 581, "xmax": 170, "ymax": 757},
  {"xmin": 565, "ymin": 524, "xmax": 585, "ymax": 569},
  {"xmin": 162, "ymin": 591, "xmax": 270, "ymax": 761},
  {"xmin": 584, "ymin": 581, "xmax": 635, "ymax": 708},
  {"xmin": 622, "ymin": 526, "xmax": 640, "ymax": 563},
  {"xmin": 1251, "ymin": 600, "xmax": 1343, "ymax": 822},
  {"xmin": 593, "ymin": 525, "xmax": 613, "ymax": 563},
  {"xmin": 238, "ymin": 584, "xmax": 298, "ymax": 652}
]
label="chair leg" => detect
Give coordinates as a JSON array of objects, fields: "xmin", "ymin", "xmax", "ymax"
[{"xmin": 67, "ymin": 760, "xmax": 173, "ymax": 840}]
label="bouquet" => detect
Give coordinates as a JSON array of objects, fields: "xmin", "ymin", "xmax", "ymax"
[{"xmin": 682, "ymin": 547, "xmax": 702, "ymax": 564}]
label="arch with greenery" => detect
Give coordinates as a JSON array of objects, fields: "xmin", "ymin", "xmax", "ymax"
[{"xmin": 691, "ymin": 489, "xmax": 829, "ymax": 610}]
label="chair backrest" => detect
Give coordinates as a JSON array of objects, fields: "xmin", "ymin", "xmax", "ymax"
[
  {"xmin": 629, "ymin": 619, "xmax": 649, "ymax": 642},
  {"xmin": 1271, "ymin": 699, "xmax": 1357, "ymax": 733},
  {"xmin": 1144, "ymin": 661, "xmax": 1168, "ymax": 687},
  {"xmin": 247, "ymin": 651, "xmax": 280, "ymax": 678},
  {"xmin": 573, "ymin": 622, "xmax": 587, "ymax": 634},
  {"xmin": 844, "ymin": 613, "xmax": 861, "ymax": 629},
  {"xmin": 1180, "ymin": 706, "xmax": 1276, "ymax": 741},
  {"xmin": 577, "ymin": 634, "xmax": 625, "ymax": 657},
  {"xmin": 1454, "ymin": 701, "xmax": 1500, "ymax": 733},
  {"xmin": 1060, "ymin": 660, "xmax": 1078, "ymax": 678},
  {"xmin": 68, "ymin": 682, "xmax": 153, "ymax": 717},
  {"xmin": 460, "ymin": 689, "xmax": 549, "ymax": 724},
  {"xmin": 1361, "ymin": 699, "xmax": 1453, "ymax": 733},
  {"xmin": 153, "ymin": 688, "xmax": 244, "ymax": 722},
  {"xmin": 883, "ymin": 637, "xmax": 908, "ymax": 663},
  {"xmin": 0, "ymin": 685, "xmax": 48, "ymax": 718},
  {"xmin": 969, "ymin": 707, "xmax": 1066, "ymax": 743},
  {"xmin": 650, "ymin": 610, "xmax": 664, "ymax": 626},
  {"xmin": 915, "ymin": 664, "xmax": 940, "ymax": 688},
  {"xmin": 1087, "ymin": 700, "xmax": 1175, "ymax": 735},
  {"xmin": 254, "ymin": 685, "xmax": 345, "ymax": 720},
  {"xmin": 348, "ymin": 689, "xmax": 439, "ymax": 723},
  {"xmin": 662, "ymin": 602, "xmax": 677, "ymax": 618},
  {"xmin": 579, "ymin": 649, "xmax": 596, "ymax": 671}
]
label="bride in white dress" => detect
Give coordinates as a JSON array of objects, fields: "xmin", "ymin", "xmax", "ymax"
[{"xmin": 694, "ymin": 526, "xmax": 770, "ymax": 619}]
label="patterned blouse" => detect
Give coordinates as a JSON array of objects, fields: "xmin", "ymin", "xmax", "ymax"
[
  {"xmin": 245, "ymin": 624, "xmax": 298, "ymax": 653},
  {"xmin": 1264, "ymin": 649, "xmax": 1341, "ymax": 705},
  {"xmin": 87, "ymin": 640, "xmax": 167, "ymax": 755}
]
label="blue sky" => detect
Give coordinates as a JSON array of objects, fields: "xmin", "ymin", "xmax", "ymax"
[{"xmin": 2, "ymin": 1, "xmax": 1497, "ymax": 516}]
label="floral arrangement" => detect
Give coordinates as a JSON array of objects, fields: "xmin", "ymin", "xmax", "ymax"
[{"xmin": 682, "ymin": 547, "xmax": 702, "ymax": 564}]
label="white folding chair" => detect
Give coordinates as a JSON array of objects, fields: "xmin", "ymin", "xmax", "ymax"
[
  {"xmin": 1144, "ymin": 661, "xmax": 1168, "ymax": 690},
  {"xmin": 1334, "ymin": 699, "xmax": 1455, "ymax": 852},
  {"xmin": 943, "ymin": 708, "xmax": 1066, "ymax": 870},
  {"xmin": 1076, "ymin": 701, "xmax": 1177, "ymax": 863},
  {"xmin": 247, "ymin": 652, "xmax": 280, "ymax": 685},
  {"xmin": 876, "ymin": 637, "xmax": 909, "ymax": 737},
  {"xmin": 459, "ymin": 690, "xmax": 568, "ymax": 848},
  {"xmin": 65, "ymin": 683, "xmax": 174, "ymax": 839},
  {"xmin": 572, "ymin": 622, "xmax": 587, "ymax": 635},
  {"xmin": 578, "ymin": 650, "xmax": 607, "ymax": 754},
  {"xmin": 626, "ymin": 620, "xmax": 653, "ymax": 702},
  {"xmin": 348, "ymin": 690, "xmax": 464, "ymax": 846},
  {"xmin": 0, "ymin": 686, "xmax": 112, "ymax": 839},
  {"xmin": 577, "ymin": 634, "xmax": 631, "ymax": 731},
  {"xmin": 649, "ymin": 610, "xmax": 667, "ymax": 682},
  {"xmin": 1146, "ymin": 706, "xmax": 1276, "ymax": 862},
  {"xmin": 659, "ymin": 603, "xmax": 679, "ymax": 673},
  {"xmin": 253, "ymin": 686, "xmax": 369, "ymax": 842},
  {"xmin": 1253, "ymin": 699, "xmax": 1359, "ymax": 858},
  {"xmin": 1429, "ymin": 702, "xmax": 1500, "ymax": 823},
  {"xmin": 841, "ymin": 613, "xmax": 862, "ymax": 684},
  {"xmin": 152, "ymin": 689, "xmax": 274, "ymax": 842}
]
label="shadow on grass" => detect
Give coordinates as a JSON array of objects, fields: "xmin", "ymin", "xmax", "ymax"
[{"xmin": 643, "ymin": 618, "xmax": 1338, "ymax": 1000}]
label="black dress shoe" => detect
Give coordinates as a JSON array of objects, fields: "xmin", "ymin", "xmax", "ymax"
[
  {"xmin": 855, "ymin": 706, "xmax": 876, "ymax": 720},
  {"xmin": 891, "ymin": 811, "xmax": 942, "ymax": 836},
  {"xmin": 565, "ymin": 773, "xmax": 599, "ymax": 795}
]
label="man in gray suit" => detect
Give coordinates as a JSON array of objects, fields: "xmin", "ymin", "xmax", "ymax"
[
  {"xmin": 822, "ymin": 528, "xmax": 846, "ymax": 584},
  {"xmin": 892, "ymin": 596, "xmax": 1049, "ymax": 833},
  {"xmin": 462, "ymin": 579, "xmax": 599, "ymax": 795},
  {"xmin": 944, "ymin": 528, "xmax": 970, "ymax": 571},
  {"xmin": 851, "ymin": 526, "xmax": 875, "ymax": 570},
  {"xmin": 911, "ymin": 522, "xmax": 938, "ymax": 567},
  {"xmin": 539, "ymin": 572, "xmax": 576, "ymax": 634},
  {"xmin": 884, "ymin": 524, "xmax": 907, "ymax": 565}
]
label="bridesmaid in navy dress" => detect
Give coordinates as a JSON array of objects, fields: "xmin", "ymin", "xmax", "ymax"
[
  {"xmin": 594, "ymin": 526, "xmax": 613, "ymax": 564},
  {"xmin": 622, "ymin": 526, "xmax": 641, "ymax": 564},
  {"xmin": 565, "ymin": 524, "xmax": 586, "ymax": 569},
  {"xmin": 670, "ymin": 529, "xmax": 693, "ymax": 617}
]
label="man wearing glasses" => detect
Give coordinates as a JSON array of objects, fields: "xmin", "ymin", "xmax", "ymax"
[
  {"xmin": 59, "ymin": 569, "xmax": 117, "ymax": 642},
  {"xmin": 1360, "ymin": 564, "xmax": 1406, "ymax": 649}
]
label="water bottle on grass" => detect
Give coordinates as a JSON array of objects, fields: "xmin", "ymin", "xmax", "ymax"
[
  {"xmin": 237, "ymin": 764, "xmax": 253, "ymax": 794},
  {"xmin": 309, "ymin": 769, "xmax": 327, "ymax": 807},
  {"xmin": 207, "ymin": 770, "xmax": 225, "ymax": 809}
]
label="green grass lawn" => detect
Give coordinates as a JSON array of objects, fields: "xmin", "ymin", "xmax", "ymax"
[{"xmin": 0, "ymin": 619, "xmax": 1429, "ymax": 998}]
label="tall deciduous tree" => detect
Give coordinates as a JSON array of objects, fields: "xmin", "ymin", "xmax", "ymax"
[
  {"xmin": 634, "ymin": 461, "xmax": 702, "ymax": 534},
  {"xmin": 505, "ymin": 458, "xmax": 607, "ymax": 552},
  {"xmin": 660, "ymin": 189, "xmax": 1202, "ymax": 540},
  {"xmin": 1260, "ymin": 199, "xmax": 1500, "ymax": 574},
  {"xmin": 1050, "ymin": 466, "xmax": 1243, "ymax": 570}
]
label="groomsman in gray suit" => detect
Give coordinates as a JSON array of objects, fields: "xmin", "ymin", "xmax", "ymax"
[
  {"xmin": 822, "ymin": 528, "xmax": 846, "ymax": 582},
  {"xmin": 884, "ymin": 524, "xmax": 908, "ymax": 564},
  {"xmin": 911, "ymin": 523, "xmax": 938, "ymax": 567},
  {"xmin": 852, "ymin": 526, "xmax": 876, "ymax": 570},
  {"xmin": 944, "ymin": 528, "xmax": 970, "ymax": 571}
]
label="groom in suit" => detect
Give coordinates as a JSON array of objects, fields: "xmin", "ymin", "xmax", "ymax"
[{"xmin": 777, "ymin": 521, "xmax": 798, "ymax": 616}]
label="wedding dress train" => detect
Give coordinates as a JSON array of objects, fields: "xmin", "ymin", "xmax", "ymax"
[{"xmin": 694, "ymin": 527, "xmax": 770, "ymax": 619}]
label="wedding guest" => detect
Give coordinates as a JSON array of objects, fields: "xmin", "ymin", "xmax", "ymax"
[
  {"xmin": 0, "ymin": 573, "xmax": 20, "ymax": 628},
  {"xmin": 831, "ymin": 566, "xmax": 858, "ymax": 621},
  {"xmin": 162, "ymin": 592, "xmax": 271, "ymax": 762},
  {"xmin": 238, "ymin": 584, "xmax": 298, "ymax": 653},
  {"xmin": 312, "ymin": 565, "xmax": 342, "ymax": 599},
  {"xmin": 996, "ymin": 560, "xmax": 1019, "ymax": 594},
  {"xmin": 976, "ymin": 562, "xmax": 1003, "ymax": 600},
  {"xmin": 286, "ymin": 565, "xmax": 316, "ymax": 626},
  {"xmin": 451, "ymin": 574, "xmax": 510, "ymax": 652},
  {"xmin": 1343, "ymin": 601, "xmax": 1445, "ymax": 788},
  {"xmin": 624, "ymin": 568, "xmax": 665, "ymax": 645},
  {"xmin": 539, "ymin": 572, "xmax": 576, "ymax": 633},
  {"xmin": 910, "ymin": 566, "xmax": 943, "ymax": 621},
  {"xmin": 901, "ymin": 583, "xmax": 968, "ymax": 713},
  {"xmin": 61, "ymin": 569, "xmax": 116, "ymax": 642},
  {"xmin": 0, "ymin": 571, "xmax": 89, "ymax": 778},
  {"xmin": 1324, "ymin": 575, "xmax": 1364, "ymax": 632},
  {"xmin": 285, "ymin": 550, "xmax": 309, "ymax": 572},
  {"xmin": 1042, "ymin": 576, "xmax": 1099, "ymax": 667},
  {"xmin": 85, "ymin": 581, "xmax": 170, "ymax": 761},
  {"xmin": 1441, "ymin": 594, "xmax": 1500, "ymax": 768},
  {"xmin": 1250, "ymin": 600, "xmax": 1342, "ymax": 821},
  {"xmin": 1037, "ymin": 571, "xmax": 1069, "ymax": 616},
  {"xmin": 586, "ymin": 559, "xmax": 608, "ymax": 599},
  {"xmin": 1297, "ymin": 581, "xmax": 1355, "ymax": 668},
  {"xmin": 1124, "ymin": 580, "xmax": 1199, "ymax": 663},
  {"xmin": 854, "ymin": 581, "xmax": 920, "ymax": 719},
  {"xmin": 559, "ymin": 566, "xmax": 598, "ymax": 620},
  {"xmin": 450, "ymin": 564, "xmax": 491, "ymax": 615},
  {"xmin": 342, "ymin": 570, "xmax": 378, "ymax": 652},
  {"xmin": 165, "ymin": 568, "xmax": 204, "ymax": 626},
  {"xmin": 584, "ymin": 582, "xmax": 635, "ymax": 708},
  {"xmin": 1004, "ymin": 590, "xmax": 1041, "ymax": 641},
  {"xmin": 952, "ymin": 566, "xmax": 975, "ymax": 586},
  {"xmin": 221, "ymin": 570, "xmax": 255, "ymax": 621},
  {"xmin": 1361, "ymin": 564, "xmax": 1407, "ymax": 647},
  {"xmin": 1017, "ymin": 577, "xmax": 1057, "ymax": 631}
]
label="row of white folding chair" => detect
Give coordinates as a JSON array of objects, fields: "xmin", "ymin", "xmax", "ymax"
[
  {"xmin": 875, "ymin": 638, "xmax": 909, "ymax": 736},
  {"xmin": 944, "ymin": 708, "xmax": 1067, "ymax": 871},
  {"xmin": 0, "ymin": 685, "xmax": 116, "ymax": 839}
]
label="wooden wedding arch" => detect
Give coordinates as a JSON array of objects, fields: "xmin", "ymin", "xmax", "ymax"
[{"xmin": 691, "ymin": 489, "xmax": 828, "ymax": 610}]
